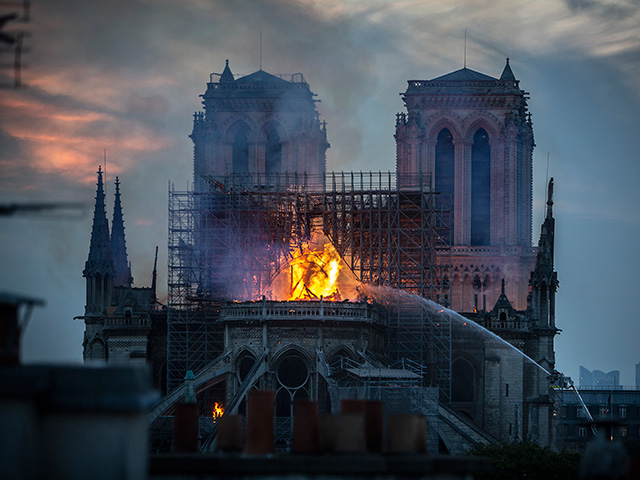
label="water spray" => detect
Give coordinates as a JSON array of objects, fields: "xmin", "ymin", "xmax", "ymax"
[
  {"xmin": 360, "ymin": 284, "xmax": 551, "ymax": 375},
  {"xmin": 360, "ymin": 284, "xmax": 600, "ymax": 436}
]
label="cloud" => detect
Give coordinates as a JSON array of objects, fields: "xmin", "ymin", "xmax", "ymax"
[{"xmin": 0, "ymin": 80, "xmax": 174, "ymax": 190}]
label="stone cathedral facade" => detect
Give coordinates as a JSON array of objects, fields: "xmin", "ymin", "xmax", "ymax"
[{"xmin": 78, "ymin": 58, "xmax": 560, "ymax": 451}]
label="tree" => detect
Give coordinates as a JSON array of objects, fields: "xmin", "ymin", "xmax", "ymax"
[{"xmin": 467, "ymin": 441, "xmax": 581, "ymax": 480}]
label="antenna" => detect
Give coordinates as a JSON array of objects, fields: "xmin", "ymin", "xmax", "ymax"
[
  {"xmin": 464, "ymin": 30, "xmax": 467, "ymax": 68},
  {"xmin": 260, "ymin": 31, "xmax": 262, "ymax": 70}
]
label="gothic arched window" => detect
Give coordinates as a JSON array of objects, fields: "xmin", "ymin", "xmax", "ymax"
[
  {"xmin": 275, "ymin": 351, "xmax": 310, "ymax": 418},
  {"xmin": 89, "ymin": 338, "xmax": 106, "ymax": 360},
  {"xmin": 232, "ymin": 129, "xmax": 249, "ymax": 175},
  {"xmin": 265, "ymin": 129, "xmax": 282, "ymax": 179},
  {"xmin": 435, "ymin": 128, "xmax": 455, "ymax": 243},
  {"xmin": 471, "ymin": 128, "xmax": 491, "ymax": 245}
]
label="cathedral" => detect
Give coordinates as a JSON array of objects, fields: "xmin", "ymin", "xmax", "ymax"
[{"xmin": 78, "ymin": 58, "xmax": 559, "ymax": 452}]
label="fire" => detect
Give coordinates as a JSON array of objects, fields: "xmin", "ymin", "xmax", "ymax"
[
  {"xmin": 212, "ymin": 402, "xmax": 224, "ymax": 421},
  {"xmin": 267, "ymin": 234, "xmax": 360, "ymax": 301},
  {"xmin": 288, "ymin": 242, "xmax": 343, "ymax": 301}
]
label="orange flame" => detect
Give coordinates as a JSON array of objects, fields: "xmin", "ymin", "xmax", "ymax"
[
  {"xmin": 288, "ymin": 242, "xmax": 343, "ymax": 301},
  {"xmin": 212, "ymin": 402, "xmax": 224, "ymax": 421},
  {"xmin": 267, "ymin": 234, "xmax": 360, "ymax": 301}
]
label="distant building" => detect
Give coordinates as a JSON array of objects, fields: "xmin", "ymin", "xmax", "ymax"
[
  {"xmin": 560, "ymin": 387, "xmax": 640, "ymax": 453},
  {"xmin": 579, "ymin": 366, "xmax": 620, "ymax": 388},
  {"xmin": 636, "ymin": 362, "xmax": 640, "ymax": 388}
]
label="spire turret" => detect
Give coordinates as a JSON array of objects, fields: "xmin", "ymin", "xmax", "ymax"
[
  {"xmin": 84, "ymin": 166, "xmax": 113, "ymax": 276},
  {"xmin": 537, "ymin": 178, "xmax": 555, "ymax": 268},
  {"xmin": 491, "ymin": 278, "xmax": 515, "ymax": 313},
  {"xmin": 546, "ymin": 177, "xmax": 554, "ymax": 221},
  {"xmin": 83, "ymin": 166, "xmax": 114, "ymax": 316},
  {"xmin": 111, "ymin": 177, "xmax": 132, "ymax": 287},
  {"xmin": 220, "ymin": 59, "xmax": 234, "ymax": 83},
  {"xmin": 500, "ymin": 57, "xmax": 517, "ymax": 81},
  {"xmin": 529, "ymin": 178, "xmax": 558, "ymax": 328}
]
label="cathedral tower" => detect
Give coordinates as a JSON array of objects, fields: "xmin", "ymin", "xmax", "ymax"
[
  {"xmin": 82, "ymin": 166, "xmax": 113, "ymax": 360},
  {"xmin": 190, "ymin": 60, "xmax": 329, "ymax": 192},
  {"xmin": 396, "ymin": 59, "xmax": 536, "ymax": 311}
]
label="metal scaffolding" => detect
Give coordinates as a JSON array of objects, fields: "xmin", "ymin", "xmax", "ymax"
[
  {"xmin": 167, "ymin": 175, "xmax": 316, "ymax": 390},
  {"xmin": 167, "ymin": 189, "xmax": 224, "ymax": 391},
  {"xmin": 167, "ymin": 172, "xmax": 452, "ymax": 396},
  {"xmin": 321, "ymin": 172, "xmax": 452, "ymax": 400}
]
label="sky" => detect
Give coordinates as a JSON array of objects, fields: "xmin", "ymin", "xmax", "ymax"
[{"xmin": 0, "ymin": 0, "xmax": 639, "ymax": 385}]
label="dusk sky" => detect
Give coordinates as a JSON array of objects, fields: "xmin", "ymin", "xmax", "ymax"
[{"xmin": 1, "ymin": 0, "xmax": 639, "ymax": 385}]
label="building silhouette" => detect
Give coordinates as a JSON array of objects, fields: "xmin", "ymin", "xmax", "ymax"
[{"xmin": 579, "ymin": 366, "xmax": 621, "ymax": 388}]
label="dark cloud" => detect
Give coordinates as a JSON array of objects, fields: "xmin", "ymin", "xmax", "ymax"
[{"xmin": 564, "ymin": 0, "xmax": 637, "ymax": 18}]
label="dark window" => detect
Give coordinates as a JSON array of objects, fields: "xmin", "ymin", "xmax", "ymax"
[
  {"xmin": 275, "ymin": 353, "xmax": 309, "ymax": 418},
  {"xmin": 265, "ymin": 129, "xmax": 282, "ymax": 178},
  {"xmin": 471, "ymin": 129, "xmax": 490, "ymax": 245},
  {"xmin": 276, "ymin": 388, "xmax": 292, "ymax": 417},
  {"xmin": 237, "ymin": 354, "xmax": 256, "ymax": 382},
  {"xmin": 540, "ymin": 282, "xmax": 548, "ymax": 325},
  {"xmin": 90, "ymin": 339, "xmax": 105, "ymax": 360},
  {"xmin": 232, "ymin": 129, "xmax": 249, "ymax": 174},
  {"xmin": 435, "ymin": 129, "xmax": 455, "ymax": 243},
  {"xmin": 277, "ymin": 355, "xmax": 308, "ymax": 389}
]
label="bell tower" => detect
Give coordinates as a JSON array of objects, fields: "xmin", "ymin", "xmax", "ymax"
[
  {"xmin": 395, "ymin": 59, "xmax": 536, "ymax": 311},
  {"xmin": 190, "ymin": 60, "xmax": 329, "ymax": 192}
]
